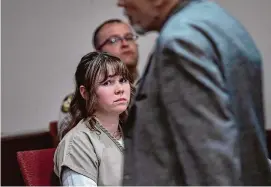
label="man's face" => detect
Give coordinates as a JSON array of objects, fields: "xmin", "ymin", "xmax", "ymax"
[
  {"xmin": 97, "ymin": 22, "xmax": 139, "ymax": 69},
  {"xmin": 117, "ymin": 0, "xmax": 157, "ymax": 35}
]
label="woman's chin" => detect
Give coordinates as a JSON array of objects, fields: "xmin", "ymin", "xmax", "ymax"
[{"xmin": 113, "ymin": 106, "xmax": 128, "ymax": 114}]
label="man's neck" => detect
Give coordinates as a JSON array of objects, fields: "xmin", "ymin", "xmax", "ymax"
[
  {"xmin": 128, "ymin": 67, "xmax": 139, "ymax": 82},
  {"xmin": 156, "ymin": 0, "xmax": 184, "ymax": 31}
]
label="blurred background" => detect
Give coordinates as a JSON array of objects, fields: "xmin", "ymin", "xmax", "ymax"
[
  {"xmin": 2, "ymin": 0, "xmax": 271, "ymax": 135},
  {"xmin": 1, "ymin": 0, "xmax": 271, "ymax": 185}
]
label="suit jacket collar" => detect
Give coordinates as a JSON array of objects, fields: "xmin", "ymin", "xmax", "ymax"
[{"xmin": 161, "ymin": 0, "xmax": 199, "ymax": 31}]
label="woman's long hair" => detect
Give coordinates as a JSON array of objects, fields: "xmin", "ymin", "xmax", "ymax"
[{"xmin": 63, "ymin": 51, "xmax": 135, "ymax": 136}]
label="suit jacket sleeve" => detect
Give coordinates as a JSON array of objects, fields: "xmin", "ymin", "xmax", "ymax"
[{"xmin": 157, "ymin": 23, "xmax": 241, "ymax": 185}]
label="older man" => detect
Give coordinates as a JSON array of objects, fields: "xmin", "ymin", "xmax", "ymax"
[
  {"xmin": 58, "ymin": 19, "xmax": 139, "ymax": 140},
  {"xmin": 117, "ymin": 0, "xmax": 271, "ymax": 185}
]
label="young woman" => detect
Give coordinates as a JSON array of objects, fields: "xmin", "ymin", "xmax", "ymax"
[{"xmin": 54, "ymin": 51, "xmax": 135, "ymax": 186}]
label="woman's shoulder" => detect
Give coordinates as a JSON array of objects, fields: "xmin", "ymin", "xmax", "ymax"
[
  {"xmin": 53, "ymin": 120, "xmax": 102, "ymax": 179},
  {"xmin": 54, "ymin": 120, "xmax": 103, "ymax": 175},
  {"xmin": 59, "ymin": 119, "xmax": 101, "ymax": 148}
]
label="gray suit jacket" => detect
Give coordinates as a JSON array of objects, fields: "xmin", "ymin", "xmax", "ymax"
[{"xmin": 123, "ymin": 0, "xmax": 271, "ymax": 185}]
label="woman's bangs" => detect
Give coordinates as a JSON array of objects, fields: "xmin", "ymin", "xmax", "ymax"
[{"xmin": 99, "ymin": 59, "xmax": 131, "ymax": 82}]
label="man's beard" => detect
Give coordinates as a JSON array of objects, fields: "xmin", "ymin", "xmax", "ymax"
[
  {"xmin": 132, "ymin": 24, "xmax": 147, "ymax": 35},
  {"xmin": 124, "ymin": 10, "xmax": 147, "ymax": 35}
]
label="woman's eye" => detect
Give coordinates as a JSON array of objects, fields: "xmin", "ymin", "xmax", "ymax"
[
  {"xmin": 102, "ymin": 80, "xmax": 111, "ymax": 86},
  {"xmin": 120, "ymin": 78, "xmax": 128, "ymax": 83}
]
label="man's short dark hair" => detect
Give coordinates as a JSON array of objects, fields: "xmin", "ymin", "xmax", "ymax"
[{"xmin": 92, "ymin": 19, "xmax": 124, "ymax": 50}]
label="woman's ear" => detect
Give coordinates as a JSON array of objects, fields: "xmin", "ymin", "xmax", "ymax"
[{"xmin": 79, "ymin": 85, "xmax": 87, "ymax": 100}]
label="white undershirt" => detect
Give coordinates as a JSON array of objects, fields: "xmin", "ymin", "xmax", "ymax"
[{"xmin": 61, "ymin": 138, "xmax": 124, "ymax": 186}]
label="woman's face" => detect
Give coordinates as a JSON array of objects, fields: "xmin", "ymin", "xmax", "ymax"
[{"xmin": 95, "ymin": 70, "xmax": 131, "ymax": 115}]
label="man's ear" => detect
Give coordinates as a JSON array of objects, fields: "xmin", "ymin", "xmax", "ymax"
[{"xmin": 79, "ymin": 85, "xmax": 87, "ymax": 100}]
